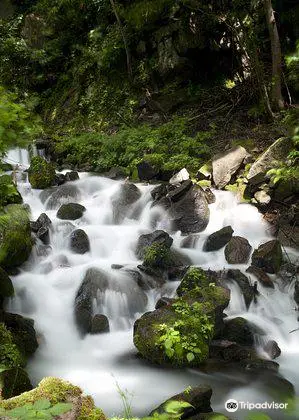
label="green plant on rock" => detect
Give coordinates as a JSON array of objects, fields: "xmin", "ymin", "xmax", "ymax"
[
  {"xmin": 0, "ymin": 175, "xmax": 22, "ymax": 208},
  {"xmin": 0, "ymin": 323, "xmax": 25, "ymax": 369},
  {"xmin": 0, "ymin": 399, "xmax": 72, "ymax": 419},
  {"xmin": 143, "ymin": 243, "xmax": 171, "ymax": 268},
  {"xmin": 28, "ymin": 156, "xmax": 56, "ymax": 189}
]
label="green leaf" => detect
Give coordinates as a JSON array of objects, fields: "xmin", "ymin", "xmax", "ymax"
[
  {"xmin": 164, "ymin": 400, "xmax": 192, "ymax": 414},
  {"xmin": 49, "ymin": 402, "xmax": 73, "ymax": 415},
  {"xmin": 33, "ymin": 399, "xmax": 51, "ymax": 410},
  {"xmin": 186, "ymin": 352, "xmax": 195, "ymax": 362},
  {"xmin": 5, "ymin": 406, "xmax": 28, "ymax": 417},
  {"xmin": 164, "ymin": 338, "xmax": 173, "ymax": 349}
]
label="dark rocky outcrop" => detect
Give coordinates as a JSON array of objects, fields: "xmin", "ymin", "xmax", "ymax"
[
  {"xmin": 203, "ymin": 226, "xmax": 234, "ymax": 252},
  {"xmin": 57, "ymin": 203, "xmax": 86, "ymax": 220},
  {"xmin": 150, "ymin": 385, "xmax": 212, "ymax": 418},
  {"xmin": 246, "ymin": 266, "xmax": 274, "ymax": 288},
  {"xmin": 69, "ymin": 229, "xmax": 90, "ymax": 254},
  {"xmin": 111, "ymin": 182, "xmax": 141, "ymax": 223},
  {"xmin": 212, "ymin": 146, "xmax": 247, "ymax": 189},
  {"xmin": 224, "ymin": 236, "xmax": 252, "ymax": 264},
  {"xmin": 90, "ymin": 314, "xmax": 110, "ymax": 334},
  {"xmin": 251, "ymin": 240, "xmax": 283, "ymax": 274}
]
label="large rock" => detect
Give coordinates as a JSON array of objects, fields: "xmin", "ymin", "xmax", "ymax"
[
  {"xmin": 150, "ymin": 386, "xmax": 212, "ymax": 418},
  {"xmin": 28, "ymin": 156, "xmax": 56, "ymax": 189},
  {"xmin": 203, "ymin": 226, "xmax": 234, "ymax": 252},
  {"xmin": 65, "ymin": 171, "xmax": 79, "ymax": 182},
  {"xmin": 43, "ymin": 184, "xmax": 81, "ymax": 210},
  {"xmin": 90, "ymin": 314, "xmax": 110, "ymax": 334},
  {"xmin": 0, "ymin": 205, "xmax": 33, "ymax": 269},
  {"xmin": 136, "ymin": 230, "xmax": 173, "ymax": 259},
  {"xmin": 219, "ymin": 269, "xmax": 254, "ymax": 308},
  {"xmin": 166, "ymin": 180, "xmax": 193, "ymax": 203},
  {"xmin": 209, "ymin": 339, "xmax": 256, "ymax": 362},
  {"xmin": 69, "ymin": 229, "xmax": 90, "ymax": 254},
  {"xmin": 169, "ymin": 168, "xmax": 190, "ymax": 185},
  {"xmin": 247, "ymin": 137, "xmax": 293, "ymax": 185},
  {"xmin": 251, "ymin": 240, "xmax": 283, "ymax": 274},
  {"xmin": 224, "ymin": 236, "xmax": 252, "ymax": 264},
  {"xmin": 0, "ymin": 175, "xmax": 22, "ymax": 207},
  {"xmin": 246, "ymin": 265, "xmax": 274, "ymax": 288},
  {"xmin": 30, "ymin": 213, "xmax": 52, "ymax": 245},
  {"xmin": 223, "ymin": 317, "xmax": 254, "ymax": 346},
  {"xmin": 212, "ymin": 146, "xmax": 247, "ymax": 189},
  {"xmin": 169, "ymin": 185, "xmax": 210, "ymax": 234},
  {"xmin": 111, "ymin": 182, "xmax": 141, "ymax": 223},
  {"xmin": 0, "ymin": 367, "xmax": 32, "ymax": 399},
  {"xmin": 56, "ymin": 203, "xmax": 86, "ymax": 220}
]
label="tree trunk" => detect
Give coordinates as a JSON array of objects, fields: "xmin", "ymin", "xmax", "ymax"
[
  {"xmin": 109, "ymin": 0, "xmax": 133, "ymax": 81},
  {"xmin": 263, "ymin": 0, "xmax": 284, "ymax": 111}
]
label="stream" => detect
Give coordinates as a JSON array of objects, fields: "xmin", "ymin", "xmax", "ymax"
[{"xmin": 4, "ymin": 149, "xmax": 299, "ymax": 419}]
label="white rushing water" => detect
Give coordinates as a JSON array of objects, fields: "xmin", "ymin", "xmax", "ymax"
[{"xmin": 4, "ymin": 156, "xmax": 299, "ymax": 419}]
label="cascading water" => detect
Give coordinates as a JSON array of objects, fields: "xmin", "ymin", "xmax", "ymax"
[{"xmin": 5, "ymin": 158, "xmax": 299, "ymax": 419}]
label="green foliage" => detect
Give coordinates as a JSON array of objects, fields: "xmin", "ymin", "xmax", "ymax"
[
  {"xmin": 0, "ymin": 323, "xmax": 25, "ymax": 369},
  {"xmin": 121, "ymin": 0, "xmax": 174, "ymax": 30},
  {"xmin": 155, "ymin": 299, "xmax": 214, "ymax": 364},
  {"xmin": 143, "ymin": 243, "xmax": 171, "ymax": 268},
  {"xmin": 28, "ymin": 156, "xmax": 56, "ymax": 189},
  {"xmin": 0, "ymin": 399, "xmax": 72, "ymax": 419},
  {"xmin": 0, "ymin": 87, "xmax": 41, "ymax": 157},
  {"xmin": 0, "ymin": 175, "xmax": 22, "ymax": 208},
  {"xmin": 54, "ymin": 118, "xmax": 211, "ymax": 173}
]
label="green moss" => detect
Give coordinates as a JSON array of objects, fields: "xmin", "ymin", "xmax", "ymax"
[
  {"xmin": 0, "ymin": 175, "xmax": 22, "ymax": 208},
  {"xmin": 176, "ymin": 267, "xmax": 209, "ymax": 296},
  {"xmin": 0, "ymin": 204, "xmax": 33, "ymax": 268},
  {"xmin": 28, "ymin": 156, "xmax": 56, "ymax": 189},
  {"xmin": 0, "ymin": 323, "xmax": 25, "ymax": 369},
  {"xmin": 79, "ymin": 396, "xmax": 106, "ymax": 420},
  {"xmin": 143, "ymin": 243, "xmax": 171, "ymax": 269}
]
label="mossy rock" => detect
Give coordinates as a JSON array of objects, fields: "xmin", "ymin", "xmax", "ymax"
[
  {"xmin": 177, "ymin": 267, "xmax": 213, "ymax": 296},
  {"xmin": 28, "ymin": 156, "xmax": 56, "ymax": 189},
  {"xmin": 0, "ymin": 267, "xmax": 14, "ymax": 302},
  {"xmin": 143, "ymin": 242, "xmax": 191, "ymax": 270},
  {"xmin": 134, "ymin": 298, "xmax": 217, "ymax": 367},
  {"xmin": 0, "ymin": 175, "xmax": 22, "ymax": 207},
  {"xmin": 0, "ymin": 377, "xmax": 107, "ymax": 420},
  {"xmin": 0, "ymin": 162, "xmax": 13, "ymax": 172},
  {"xmin": 0, "ymin": 323, "xmax": 25, "ymax": 369},
  {"xmin": 0, "ymin": 367, "xmax": 32, "ymax": 399},
  {"xmin": 251, "ymin": 240, "xmax": 283, "ymax": 274},
  {"xmin": 0, "ymin": 204, "xmax": 33, "ymax": 268}
]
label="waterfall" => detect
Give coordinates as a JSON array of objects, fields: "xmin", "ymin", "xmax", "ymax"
[{"xmin": 5, "ymin": 163, "xmax": 299, "ymax": 419}]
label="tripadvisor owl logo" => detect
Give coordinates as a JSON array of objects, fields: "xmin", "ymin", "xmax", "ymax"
[{"xmin": 225, "ymin": 399, "xmax": 239, "ymax": 412}]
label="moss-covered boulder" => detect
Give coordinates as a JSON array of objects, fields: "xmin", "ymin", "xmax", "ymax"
[
  {"xmin": 223, "ymin": 317, "xmax": 254, "ymax": 346},
  {"xmin": 0, "ymin": 367, "xmax": 32, "ymax": 400},
  {"xmin": 134, "ymin": 273, "xmax": 230, "ymax": 367},
  {"xmin": 0, "ymin": 377, "xmax": 107, "ymax": 420},
  {"xmin": 28, "ymin": 156, "xmax": 56, "ymax": 189},
  {"xmin": 0, "ymin": 267, "xmax": 14, "ymax": 306},
  {"xmin": 251, "ymin": 240, "xmax": 283, "ymax": 274},
  {"xmin": 0, "ymin": 204, "xmax": 33, "ymax": 269}
]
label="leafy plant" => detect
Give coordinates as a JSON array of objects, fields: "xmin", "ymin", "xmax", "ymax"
[{"xmin": 0, "ymin": 399, "xmax": 72, "ymax": 419}]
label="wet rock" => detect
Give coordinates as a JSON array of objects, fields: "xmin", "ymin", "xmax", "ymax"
[
  {"xmin": 28, "ymin": 156, "xmax": 56, "ymax": 189},
  {"xmin": 44, "ymin": 184, "xmax": 81, "ymax": 210},
  {"xmin": 247, "ymin": 137, "xmax": 293, "ymax": 185},
  {"xmin": 203, "ymin": 188, "xmax": 216, "ymax": 204},
  {"xmin": 166, "ymin": 179, "xmax": 193, "ymax": 202},
  {"xmin": 224, "ymin": 236, "xmax": 252, "ymax": 264},
  {"xmin": 137, "ymin": 160, "xmax": 159, "ymax": 181},
  {"xmin": 155, "ymin": 297, "xmax": 174, "ymax": 309},
  {"xmin": 169, "ymin": 168, "xmax": 189, "ymax": 185},
  {"xmin": 180, "ymin": 234, "xmax": 200, "ymax": 249},
  {"xmin": 240, "ymin": 359, "xmax": 279, "ymax": 373},
  {"xmin": 90, "ymin": 314, "xmax": 110, "ymax": 334},
  {"xmin": 65, "ymin": 171, "xmax": 79, "ymax": 182},
  {"xmin": 0, "ymin": 367, "xmax": 32, "ymax": 399},
  {"xmin": 150, "ymin": 183, "xmax": 169, "ymax": 202},
  {"xmin": 69, "ymin": 229, "xmax": 90, "ymax": 254},
  {"xmin": 111, "ymin": 264, "xmax": 124, "ymax": 270},
  {"xmin": 246, "ymin": 266, "xmax": 274, "ymax": 288},
  {"xmin": 1, "ymin": 312, "xmax": 38, "ymax": 357},
  {"xmin": 209, "ymin": 340, "xmax": 256, "ymax": 361},
  {"xmin": 30, "ymin": 213, "xmax": 52, "ymax": 245},
  {"xmin": 294, "ymin": 281, "xmax": 299, "ymax": 307},
  {"xmin": 263, "ymin": 340, "xmax": 281, "ymax": 359},
  {"xmin": 251, "ymin": 240, "xmax": 283, "ymax": 274},
  {"xmin": 57, "ymin": 203, "xmax": 86, "ymax": 220},
  {"xmin": 150, "ymin": 385, "xmax": 212, "ymax": 418},
  {"xmin": 104, "ymin": 167, "xmax": 126, "ymax": 180},
  {"xmin": 220, "ymin": 270, "xmax": 254, "ymax": 308},
  {"xmin": 170, "ymin": 186, "xmax": 210, "ymax": 234},
  {"xmin": 279, "ymin": 263, "xmax": 298, "ymax": 283},
  {"xmin": 136, "ymin": 230, "xmax": 173, "ymax": 259},
  {"xmin": 111, "ymin": 182, "xmax": 141, "ymax": 223},
  {"xmin": 54, "ymin": 173, "xmax": 66, "ymax": 186},
  {"xmin": 223, "ymin": 317, "xmax": 254, "ymax": 346},
  {"xmin": 212, "ymin": 146, "xmax": 247, "ymax": 189},
  {"xmin": 203, "ymin": 226, "xmax": 234, "ymax": 252}
]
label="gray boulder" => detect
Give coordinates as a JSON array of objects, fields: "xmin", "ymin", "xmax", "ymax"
[
  {"xmin": 111, "ymin": 182, "xmax": 141, "ymax": 223},
  {"xmin": 90, "ymin": 314, "xmax": 110, "ymax": 334},
  {"xmin": 224, "ymin": 236, "xmax": 252, "ymax": 264},
  {"xmin": 212, "ymin": 146, "xmax": 247, "ymax": 188},
  {"xmin": 246, "ymin": 265, "xmax": 274, "ymax": 288},
  {"xmin": 69, "ymin": 229, "xmax": 90, "ymax": 254},
  {"xmin": 56, "ymin": 203, "xmax": 86, "ymax": 220},
  {"xmin": 251, "ymin": 240, "xmax": 283, "ymax": 274},
  {"xmin": 203, "ymin": 226, "xmax": 234, "ymax": 252}
]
